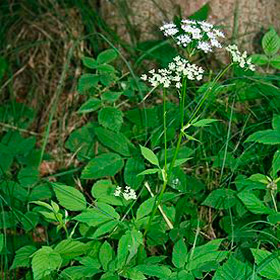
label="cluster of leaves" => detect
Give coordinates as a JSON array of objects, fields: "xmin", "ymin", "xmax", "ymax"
[{"xmin": 1, "ymin": 10, "xmax": 280, "ymax": 280}]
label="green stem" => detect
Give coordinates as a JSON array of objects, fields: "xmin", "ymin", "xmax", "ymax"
[{"xmin": 163, "ymin": 88, "xmax": 167, "ymax": 176}]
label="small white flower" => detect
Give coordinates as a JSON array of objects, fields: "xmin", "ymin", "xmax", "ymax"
[
  {"xmin": 226, "ymin": 44, "xmax": 255, "ymax": 71},
  {"xmin": 123, "ymin": 186, "xmax": 137, "ymax": 200},
  {"xmin": 114, "ymin": 186, "xmax": 122, "ymax": 197},
  {"xmin": 197, "ymin": 41, "xmax": 212, "ymax": 53},
  {"xmin": 141, "ymin": 74, "xmax": 147, "ymax": 81}
]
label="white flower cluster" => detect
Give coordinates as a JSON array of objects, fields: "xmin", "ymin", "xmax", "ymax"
[
  {"xmin": 114, "ymin": 186, "xmax": 137, "ymax": 200},
  {"xmin": 160, "ymin": 19, "xmax": 224, "ymax": 53},
  {"xmin": 226, "ymin": 45, "xmax": 255, "ymax": 71},
  {"xmin": 141, "ymin": 56, "xmax": 204, "ymax": 88}
]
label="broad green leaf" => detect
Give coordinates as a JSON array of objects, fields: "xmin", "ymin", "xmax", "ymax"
[
  {"xmin": 98, "ymin": 107, "xmax": 123, "ymax": 132},
  {"xmin": 267, "ymin": 213, "xmax": 280, "ymax": 224},
  {"xmin": 262, "ymin": 28, "xmax": 280, "ymax": 56},
  {"xmin": 99, "ymin": 241, "xmax": 113, "ymax": 271},
  {"xmin": 237, "ymin": 191, "xmax": 273, "ymax": 214},
  {"xmin": 121, "ymin": 268, "xmax": 146, "ymax": 280},
  {"xmin": 250, "ymin": 54, "xmax": 269, "ymax": 65},
  {"xmin": 32, "ymin": 246, "xmax": 62, "ymax": 280},
  {"xmin": 124, "ymin": 158, "xmax": 145, "ymax": 189},
  {"xmin": 97, "ymin": 64, "xmax": 115, "ymax": 73},
  {"xmin": 248, "ymin": 173, "xmax": 269, "ymax": 184},
  {"xmin": 74, "ymin": 203, "xmax": 119, "ymax": 227},
  {"xmin": 172, "ymin": 238, "xmax": 188, "ymax": 268},
  {"xmin": 251, "ymin": 248, "xmax": 280, "ymax": 279},
  {"xmin": 91, "ymin": 180, "xmax": 123, "ymax": 206},
  {"xmin": 11, "ymin": 245, "xmax": 37, "ymax": 269},
  {"xmin": 117, "ymin": 230, "xmax": 143, "ymax": 269},
  {"xmin": 93, "ymin": 220, "xmax": 119, "ymax": 239},
  {"xmin": 102, "ymin": 91, "xmax": 122, "ymax": 103},
  {"xmin": 54, "ymin": 240, "xmax": 87, "ymax": 260},
  {"xmin": 140, "ymin": 145, "xmax": 159, "ymax": 166},
  {"xmin": 271, "ymin": 55, "xmax": 280, "ymax": 69},
  {"xmin": 245, "ymin": 129, "xmax": 280, "ymax": 145},
  {"xmin": 135, "ymin": 265, "xmax": 172, "ymax": 278},
  {"xmin": 52, "ymin": 183, "xmax": 87, "ymax": 211},
  {"xmin": 202, "ymin": 189, "xmax": 237, "ymax": 209},
  {"xmin": 95, "ymin": 127, "xmax": 131, "ymax": 156},
  {"xmin": 78, "ymin": 98, "xmax": 102, "ymax": 114},
  {"xmin": 82, "ymin": 153, "xmax": 124, "ymax": 179},
  {"xmin": 136, "ymin": 197, "xmax": 156, "ymax": 221},
  {"xmin": 97, "ymin": 49, "xmax": 118, "ymax": 64},
  {"xmin": 213, "ymin": 256, "xmax": 252, "ymax": 280},
  {"xmin": 61, "ymin": 265, "xmax": 100, "ymax": 279},
  {"xmin": 189, "ymin": 3, "xmax": 209, "ymax": 21},
  {"xmin": 78, "ymin": 74, "xmax": 99, "ymax": 93},
  {"xmin": 18, "ymin": 167, "xmax": 39, "ymax": 187},
  {"xmin": 82, "ymin": 57, "xmax": 98, "ymax": 69}
]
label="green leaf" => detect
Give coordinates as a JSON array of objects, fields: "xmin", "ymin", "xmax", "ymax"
[
  {"xmin": 102, "ymin": 91, "xmax": 122, "ymax": 103},
  {"xmin": 54, "ymin": 240, "xmax": 87, "ymax": 260},
  {"xmin": 272, "ymin": 115, "xmax": 280, "ymax": 131},
  {"xmin": 124, "ymin": 158, "xmax": 145, "ymax": 189},
  {"xmin": 74, "ymin": 203, "xmax": 119, "ymax": 227},
  {"xmin": 251, "ymin": 248, "xmax": 280, "ymax": 279},
  {"xmin": 91, "ymin": 180, "xmax": 122, "ymax": 206},
  {"xmin": 98, "ymin": 107, "xmax": 123, "ymax": 132},
  {"xmin": 117, "ymin": 230, "xmax": 143, "ymax": 269},
  {"xmin": 61, "ymin": 265, "xmax": 100, "ymax": 279},
  {"xmin": 52, "ymin": 183, "xmax": 87, "ymax": 211},
  {"xmin": 213, "ymin": 256, "xmax": 252, "ymax": 280},
  {"xmin": 0, "ymin": 234, "xmax": 3, "ymax": 253},
  {"xmin": 135, "ymin": 265, "xmax": 172, "ymax": 278},
  {"xmin": 78, "ymin": 98, "xmax": 102, "ymax": 114},
  {"xmin": 99, "ymin": 241, "xmax": 113, "ymax": 271},
  {"xmin": 121, "ymin": 268, "xmax": 146, "ymax": 280},
  {"xmin": 248, "ymin": 174, "xmax": 269, "ymax": 184},
  {"xmin": 137, "ymin": 169, "xmax": 159, "ymax": 176},
  {"xmin": 202, "ymin": 189, "xmax": 237, "ymax": 209},
  {"xmin": 93, "ymin": 220, "xmax": 119, "ymax": 238},
  {"xmin": 97, "ymin": 64, "xmax": 115, "ymax": 73},
  {"xmin": 189, "ymin": 3, "xmax": 209, "ymax": 21},
  {"xmin": 11, "ymin": 245, "xmax": 37, "ymax": 269},
  {"xmin": 81, "ymin": 153, "xmax": 124, "ymax": 179},
  {"xmin": 97, "ymin": 49, "xmax": 118, "ymax": 64},
  {"xmin": 78, "ymin": 74, "xmax": 99, "ymax": 93},
  {"xmin": 191, "ymin": 118, "xmax": 217, "ymax": 127},
  {"xmin": 140, "ymin": 145, "xmax": 159, "ymax": 166},
  {"xmin": 267, "ymin": 213, "xmax": 280, "ymax": 224},
  {"xmin": 172, "ymin": 238, "xmax": 188, "ymax": 268},
  {"xmin": 32, "ymin": 246, "xmax": 62, "ymax": 280},
  {"xmin": 245, "ymin": 129, "xmax": 280, "ymax": 145},
  {"xmin": 262, "ymin": 28, "xmax": 280, "ymax": 56},
  {"xmin": 136, "ymin": 197, "xmax": 156, "ymax": 221},
  {"xmin": 250, "ymin": 54, "xmax": 269, "ymax": 65},
  {"xmin": 272, "ymin": 150, "xmax": 280, "ymax": 177},
  {"xmin": 95, "ymin": 127, "xmax": 131, "ymax": 156},
  {"xmin": 271, "ymin": 55, "xmax": 280, "ymax": 69},
  {"xmin": 82, "ymin": 57, "xmax": 98, "ymax": 69},
  {"xmin": 237, "ymin": 191, "xmax": 273, "ymax": 214}
]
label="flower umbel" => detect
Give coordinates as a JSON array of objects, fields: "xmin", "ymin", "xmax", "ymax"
[
  {"xmin": 114, "ymin": 186, "xmax": 137, "ymax": 200},
  {"xmin": 141, "ymin": 56, "xmax": 204, "ymax": 88},
  {"xmin": 161, "ymin": 19, "xmax": 224, "ymax": 53},
  {"xmin": 226, "ymin": 44, "xmax": 255, "ymax": 71}
]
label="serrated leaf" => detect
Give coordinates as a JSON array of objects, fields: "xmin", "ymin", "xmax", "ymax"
[
  {"xmin": 97, "ymin": 49, "xmax": 118, "ymax": 64},
  {"xmin": 99, "ymin": 241, "xmax": 113, "ymax": 270},
  {"xmin": 237, "ymin": 191, "xmax": 273, "ymax": 214},
  {"xmin": 97, "ymin": 64, "xmax": 115, "ymax": 73},
  {"xmin": 11, "ymin": 245, "xmax": 37, "ymax": 269},
  {"xmin": 81, "ymin": 153, "xmax": 124, "ymax": 179},
  {"xmin": 78, "ymin": 98, "xmax": 101, "ymax": 114},
  {"xmin": 135, "ymin": 265, "xmax": 171, "ymax": 278},
  {"xmin": 136, "ymin": 197, "xmax": 156, "ymax": 221},
  {"xmin": 95, "ymin": 127, "xmax": 131, "ymax": 156},
  {"xmin": 172, "ymin": 238, "xmax": 188, "ymax": 268},
  {"xmin": 248, "ymin": 173, "xmax": 269, "ymax": 184},
  {"xmin": 262, "ymin": 28, "xmax": 280, "ymax": 56},
  {"xmin": 82, "ymin": 57, "xmax": 98, "ymax": 69},
  {"xmin": 140, "ymin": 145, "xmax": 159, "ymax": 166},
  {"xmin": 251, "ymin": 248, "xmax": 280, "ymax": 279},
  {"xmin": 272, "ymin": 150, "xmax": 280, "ymax": 177},
  {"xmin": 271, "ymin": 55, "xmax": 280, "ymax": 69},
  {"xmin": 272, "ymin": 115, "xmax": 280, "ymax": 131},
  {"xmin": 54, "ymin": 240, "xmax": 87, "ymax": 260},
  {"xmin": 250, "ymin": 54, "xmax": 269, "ymax": 66},
  {"xmin": 32, "ymin": 246, "xmax": 62, "ymax": 280},
  {"xmin": 124, "ymin": 158, "xmax": 145, "ymax": 189},
  {"xmin": 245, "ymin": 129, "xmax": 280, "ymax": 145},
  {"xmin": 52, "ymin": 183, "xmax": 87, "ymax": 211},
  {"xmin": 202, "ymin": 189, "xmax": 237, "ymax": 209},
  {"xmin": 78, "ymin": 74, "xmax": 99, "ymax": 93},
  {"xmin": 93, "ymin": 220, "xmax": 119, "ymax": 239},
  {"xmin": 98, "ymin": 107, "xmax": 123, "ymax": 132}
]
